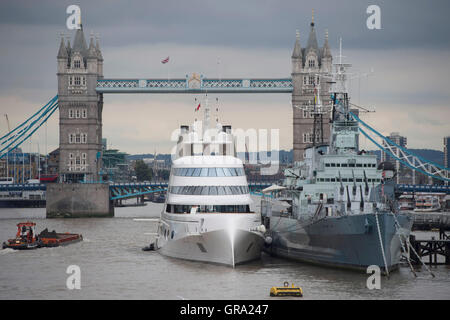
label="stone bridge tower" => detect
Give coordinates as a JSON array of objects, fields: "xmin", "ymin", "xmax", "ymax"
[
  {"xmin": 57, "ymin": 21, "xmax": 104, "ymax": 182},
  {"xmin": 292, "ymin": 16, "xmax": 332, "ymax": 162}
]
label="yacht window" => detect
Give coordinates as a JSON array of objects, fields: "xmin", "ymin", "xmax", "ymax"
[
  {"xmin": 325, "ymin": 178, "xmax": 330, "ymax": 182},
  {"xmin": 356, "ymin": 164, "xmax": 362, "ymax": 167},
  {"xmin": 330, "ymin": 178, "xmax": 336, "ymax": 182},
  {"xmin": 208, "ymin": 168, "xmax": 217, "ymax": 177},
  {"xmin": 363, "ymin": 164, "xmax": 367, "ymax": 167},
  {"xmin": 223, "ymin": 168, "xmax": 232, "ymax": 177},
  {"xmin": 341, "ymin": 163, "xmax": 348, "ymax": 167},
  {"xmin": 230, "ymin": 168, "xmax": 238, "ymax": 176},
  {"xmin": 209, "ymin": 186, "xmax": 218, "ymax": 195},
  {"xmin": 217, "ymin": 186, "xmax": 226, "ymax": 195},
  {"xmin": 224, "ymin": 186, "xmax": 233, "ymax": 195},
  {"xmin": 349, "ymin": 164, "xmax": 355, "ymax": 167},
  {"xmin": 200, "ymin": 168, "xmax": 209, "ymax": 177},
  {"xmin": 193, "ymin": 186, "xmax": 202, "ymax": 195},
  {"xmin": 325, "ymin": 163, "xmax": 330, "ymax": 167},
  {"xmin": 193, "ymin": 168, "xmax": 201, "ymax": 176},
  {"xmin": 186, "ymin": 168, "xmax": 195, "ymax": 176},
  {"xmin": 201, "ymin": 186, "xmax": 209, "ymax": 195},
  {"xmin": 216, "ymin": 168, "xmax": 225, "ymax": 177},
  {"xmin": 356, "ymin": 179, "xmax": 362, "ymax": 182},
  {"xmin": 342, "ymin": 178, "xmax": 348, "ymax": 182}
]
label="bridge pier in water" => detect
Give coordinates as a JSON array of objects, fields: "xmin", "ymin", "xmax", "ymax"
[{"xmin": 46, "ymin": 183, "xmax": 113, "ymax": 218}]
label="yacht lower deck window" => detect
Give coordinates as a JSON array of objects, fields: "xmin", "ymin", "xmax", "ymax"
[
  {"xmin": 166, "ymin": 204, "xmax": 251, "ymax": 214},
  {"xmin": 173, "ymin": 167, "xmax": 245, "ymax": 177},
  {"xmin": 169, "ymin": 185, "xmax": 249, "ymax": 195}
]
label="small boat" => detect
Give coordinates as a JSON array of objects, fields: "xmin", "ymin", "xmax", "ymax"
[
  {"xmin": 414, "ymin": 196, "xmax": 441, "ymax": 212},
  {"xmin": 398, "ymin": 194, "xmax": 415, "ymax": 211},
  {"xmin": 2, "ymin": 222, "xmax": 83, "ymax": 250},
  {"xmin": 270, "ymin": 282, "xmax": 303, "ymax": 297},
  {"xmin": 2, "ymin": 222, "xmax": 40, "ymax": 250}
]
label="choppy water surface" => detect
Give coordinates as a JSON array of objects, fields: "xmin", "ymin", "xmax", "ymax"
[{"xmin": 0, "ymin": 204, "xmax": 449, "ymax": 300}]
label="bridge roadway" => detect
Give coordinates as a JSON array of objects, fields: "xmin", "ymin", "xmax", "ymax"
[{"xmin": 0, "ymin": 183, "xmax": 449, "ymax": 201}]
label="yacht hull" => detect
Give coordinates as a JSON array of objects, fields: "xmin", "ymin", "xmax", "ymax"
[
  {"xmin": 264, "ymin": 212, "xmax": 413, "ymax": 273},
  {"xmin": 157, "ymin": 228, "xmax": 264, "ymax": 267}
]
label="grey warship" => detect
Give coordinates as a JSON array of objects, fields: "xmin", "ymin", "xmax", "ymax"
[{"xmin": 260, "ymin": 43, "xmax": 413, "ymax": 274}]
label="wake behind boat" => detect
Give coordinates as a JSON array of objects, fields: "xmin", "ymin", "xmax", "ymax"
[{"xmin": 152, "ymin": 97, "xmax": 265, "ymax": 267}]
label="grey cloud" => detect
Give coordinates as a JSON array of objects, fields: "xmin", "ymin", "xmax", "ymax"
[{"xmin": 0, "ymin": 0, "xmax": 449, "ymax": 50}]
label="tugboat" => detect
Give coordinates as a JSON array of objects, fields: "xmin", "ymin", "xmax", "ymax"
[
  {"xmin": 2, "ymin": 222, "xmax": 83, "ymax": 250},
  {"xmin": 2, "ymin": 222, "xmax": 39, "ymax": 250}
]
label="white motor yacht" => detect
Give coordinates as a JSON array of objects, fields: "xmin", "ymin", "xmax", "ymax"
[{"xmin": 154, "ymin": 97, "xmax": 265, "ymax": 266}]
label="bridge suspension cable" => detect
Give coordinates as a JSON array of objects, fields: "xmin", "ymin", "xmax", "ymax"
[
  {"xmin": 0, "ymin": 95, "xmax": 58, "ymax": 159},
  {"xmin": 350, "ymin": 111, "xmax": 450, "ymax": 182}
]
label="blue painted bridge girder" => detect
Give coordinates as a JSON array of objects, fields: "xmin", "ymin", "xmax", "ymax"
[
  {"xmin": 109, "ymin": 182, "xmax": 168, "ymax": 200},
  {"xmin": 1, "ymin": 183, "xmax": 449, "ymax": 200},
  {"xmin": 396, "ymin": 184, "xmax": 450, "ymax": 194},
  {"xmin": 96, "ymin": 78, "xmax": 293, "ymax": 94}
]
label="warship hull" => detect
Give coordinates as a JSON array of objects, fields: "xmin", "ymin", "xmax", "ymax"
[{"xmin": 264, "ymin": 212, "xmax": 413, "ymax": 273}]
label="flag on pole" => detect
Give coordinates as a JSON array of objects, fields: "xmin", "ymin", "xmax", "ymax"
[
  {"xmin": 161, "ymin": 56, "xmax": 169, "ymax": 64},
  {"xmin": 195, "ymin": 103, "xmax": 201, "ymax": 111}
]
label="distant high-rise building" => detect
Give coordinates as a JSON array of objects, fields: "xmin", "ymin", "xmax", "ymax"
[
  {"xmin": 381, "ymin": 132, "xmax": 407, "ymax": 165},
  {"xmin": 444, "ymin": 136, "xmax": 450, "ymax": 168},
  {"xmin": 382, "ymin": 132, "xmax": 407, "ymax": 184}
]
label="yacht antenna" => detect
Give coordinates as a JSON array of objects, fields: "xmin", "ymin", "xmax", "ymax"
[{"xmin": 203, "ymin": 94, "xmax": 210, "ymax": 136}]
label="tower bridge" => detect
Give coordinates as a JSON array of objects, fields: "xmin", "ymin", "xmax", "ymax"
[{"xmin": 1, "ymin": 15, "xmax": 449, "ymax": 217}]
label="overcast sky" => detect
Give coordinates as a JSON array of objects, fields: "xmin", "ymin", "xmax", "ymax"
[{"xmin": 0, "ymin": 0, "xmax": 449, "ymax": 155}]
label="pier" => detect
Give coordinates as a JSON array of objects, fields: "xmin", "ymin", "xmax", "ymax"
[
  {"xmin": 412, "ymin": 212, "xmax": 450, "ymax": 231},
  {"xmin": 409, "ymin": 230, "xmax": 450, "ymax": 265}
]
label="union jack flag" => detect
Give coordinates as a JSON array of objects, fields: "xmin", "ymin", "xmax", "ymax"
[{"xmin": 161, "ymin": 56, "xmax": 169, "ymax": 64}]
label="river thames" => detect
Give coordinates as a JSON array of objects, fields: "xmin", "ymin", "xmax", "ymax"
[{"xmin": 0, "ymin": 203, "xmax": 449, "ymax": 300}]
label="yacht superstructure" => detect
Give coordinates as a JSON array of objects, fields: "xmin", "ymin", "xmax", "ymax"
[{"xmin": 154, "ymin": 97, "xmax": 265, "ymax": 266}]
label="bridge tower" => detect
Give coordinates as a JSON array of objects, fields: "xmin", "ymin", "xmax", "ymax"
[
  {"xmin": 56, "ymin": 20, "xmax": 104, "ymax": 182},
  {"xmin": 292, "ymin": 16, "xmax": 332, "ymax": 162}
]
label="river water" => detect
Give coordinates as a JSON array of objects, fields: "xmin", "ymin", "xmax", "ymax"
[{"xmin": 0, "ymin": 202, "xmax": 449, "ymax": 300}]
